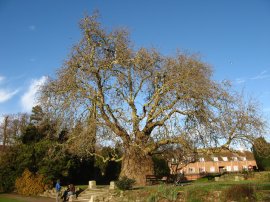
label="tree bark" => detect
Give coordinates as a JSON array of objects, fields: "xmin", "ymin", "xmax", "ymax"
[{"xmin": 120, "ymin": 146, "xmax": 154, "ymax": 185}]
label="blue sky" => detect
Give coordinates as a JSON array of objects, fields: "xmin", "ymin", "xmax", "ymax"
[{"xmin": 0, "ymin": 0, "xmax": 270, "ymax": 128}]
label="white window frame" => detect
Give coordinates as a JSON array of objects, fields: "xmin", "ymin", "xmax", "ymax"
[
  {"xmin": 199, "ymin": 157, "xmax": 205, "ymax": 162},
  {"xmin": 199, "ymin": 167, "xmax": 205, "ymax": 173},
  {"xmin": 210, "ymin": 166, "xmax": 215, "ymax": 172},
  {"xmin": 222, "ymin": 157, "xmax": 228, "ymax": 161},
  {"xmin": 188, "ymin": 167, "xmax": 195, "ymax": 173},
  {"xmin": 226, "ymin": 166, "xmax": 231, "ymax": 171},
  {"xmin": 233, "ymin": 166, "xmax": 239, "ymax": 171},
  {"xmin": 232, "ymin": 157, "xmax": 238, "ymax": 161},
  {"xmin": 213, "ymin": 157, "xmax": 218, "ymax": 162}
]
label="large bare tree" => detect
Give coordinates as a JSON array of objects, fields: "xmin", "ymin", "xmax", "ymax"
[{"xmin": 40, "ymin": 14, "xmax": 264, "ymax": 185}]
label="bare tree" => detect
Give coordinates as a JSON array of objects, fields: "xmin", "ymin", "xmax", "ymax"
[
  {"xmin": 0, "ymin": 113, "xmax": 30, "ymax": 148},
  {"xmin": 39, "ymin": 14, "xmax": 265, "ymax": 185},
  {"xmin": 0, "ymin": 115, "xmax": 10, "ymax": 148}
]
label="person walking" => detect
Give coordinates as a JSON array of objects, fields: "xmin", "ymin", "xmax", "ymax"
[{"xmin": 55, "ymin": 179, "xmax": 61, "ymax": 202}]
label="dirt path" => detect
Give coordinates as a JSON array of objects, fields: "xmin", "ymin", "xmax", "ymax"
[{"xmin": 0, "ymin": 193, "xmax": 55, "ymax": 202}]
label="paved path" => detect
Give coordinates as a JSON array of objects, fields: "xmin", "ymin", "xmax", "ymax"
[{"xmin": 0, "ymin": 193, "xmax": 55, "ymax": 202}]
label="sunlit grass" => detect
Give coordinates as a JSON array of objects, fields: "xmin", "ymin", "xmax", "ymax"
[{"xmin": 0, "ymin": 197, "xmax": 26, "ymax": 202}]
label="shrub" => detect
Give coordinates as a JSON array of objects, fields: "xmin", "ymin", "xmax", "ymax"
[
  {"xmin": 147, "ymin": 193, "xmax": 159, "ymax": 202},
  {"xmin": 146, "ymin": 185, "xmax": 179, "ymax": 202},
  {"xmin": 15, "ymin": 169, "xmax": 50, "ymax": 196},
  {"xmin": 157, "ymin": 185, "xmax": 178, "ymax": 201},
  {"xmin": 186, "ymin": 188, "xmax": 209, "ymax": 202},
  {"xmin": 223, "ymin": 184, "xmax": 255, "ymax": 202},
  {"xmin": 115, "ymin": 176, "xmax": 135, "ymax": 190}
]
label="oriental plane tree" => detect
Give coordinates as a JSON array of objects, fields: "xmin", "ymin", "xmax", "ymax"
[{"xmin": 40, "ymin": 14, "xmax": 264, "ymax": 185}]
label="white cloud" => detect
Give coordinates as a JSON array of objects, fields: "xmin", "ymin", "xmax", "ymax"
[
  {"xmin": 21, "ymin": 76, "xmax": 47, "ymax": 112},
  {"xmin": 0, "ymin": 75, "xmax": 5, "ymax": 83},
  {"xmin": 0, "ymin": 75, "xmax": 19, "ymax": 103},
  {"xmin": 0, "ymin": 89, "xmax": 19, "ymax": 103},
  {"xmin": 0, "ymin": 115, "xmax": 4, "ymax": 125}
]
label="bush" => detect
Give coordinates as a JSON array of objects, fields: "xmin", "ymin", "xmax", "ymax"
[
  {"xmin": 223, "ymin": 184, "xmax": 255, "ymax": 202},
  {"xmin": 15, "ymin": 169, "xmax": 51, "ymax": 196},
  {"xmin": 152, "ymin": 156, "xmax": 170, "ymax": 177},
  {"xmin": 115, "ymin": 176, "xmax": 135, "ymax": 190},
  {"xmin": 146, "ymin": 185, "xmax": 179, "ymax": 202}
]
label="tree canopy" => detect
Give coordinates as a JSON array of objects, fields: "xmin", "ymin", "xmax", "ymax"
[{"xmin": 39, "ymin": 14, "xmax": 265, "ymax": 184}]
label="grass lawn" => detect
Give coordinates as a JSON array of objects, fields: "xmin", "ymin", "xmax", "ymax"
[
  {"xmin": 0, "ymin": 197, "xmax": 25, "ymax": 202},
  {"xmin": 118, "ymin": 174, "xmax": 270, "ymax": 202}
]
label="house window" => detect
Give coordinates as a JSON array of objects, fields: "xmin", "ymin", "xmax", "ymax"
[
  {"xmin": 213, "ymin": 157, "xmax": 218, "ymax": 162},
  {"xmin": 199, "ymin": 157, "xmax": 205, "ymax": 162},
  {"xmin": 199, "ymin": 167, "xmax": 205, "ymax": 173},
  {"xmin": 233, "ymin": 166, "xmax": 239, "ymax": 171},
  {"xmin": 226, "ymin": 166, "xmax": 231, "ymax": 171},
  {"xmin": 188, "ymin": 167, "xmax": 195, "ymax": 173},
  {"xmin": 232, "ymin": 157, "xmax": 238, "ymax": 161},
  {"xmin": 243, "ymin": 165, "xmax": 248, "ymax": 171},
  {"xmin": 222, "ymin": 157, "xmax": 228, "ymax": 161},
  {"xmin": 241, "ymin": 157, "xmax": 247, "ymax": 161},
  {"xmin": 210, "ymin": 167, "xmax": 215, "ymax": 172},
  {"xmin": 187, "ymin": 157, "xmax": 193, "ymax": 162}
]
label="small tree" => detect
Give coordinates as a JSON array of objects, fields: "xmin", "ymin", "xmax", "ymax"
[{"xmin": 253, "ymin": 137, "xmax": 270, "ymax": 170}]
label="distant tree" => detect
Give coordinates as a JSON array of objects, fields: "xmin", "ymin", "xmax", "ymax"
[
  {"xmin": 39, "ymin": 14, "xmax": 265, "ymax": 185},
  {"xmin": 0, "ymin": 115, "xmax": 10, "ymax": 148},
  {"xmin": 0, "ymin": 108, "xmax": 69, "ymax": 191},
  {"xmin": 30, "ymin": 105, "xmax": 44, "ymax": 124},
  {"xmin": 0, "ymin": 113, "xmax": 30, "ymax": 147}
]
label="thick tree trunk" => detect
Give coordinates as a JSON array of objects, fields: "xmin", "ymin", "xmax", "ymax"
[{"xmin": 120, "ymin": 146, "xmax": 154, "ymax": 185}]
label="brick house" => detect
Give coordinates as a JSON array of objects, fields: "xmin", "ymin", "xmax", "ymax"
[{"xmin": 168, "ymin": 149, "xmax": 257, "ymax": 180}]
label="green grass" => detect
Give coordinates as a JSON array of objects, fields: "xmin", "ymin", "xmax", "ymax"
[
  {"xmin": 0, "ymin": 197, "xmax": 26, "ymax": 202},
  {"xmin": 129, "ymin": 175, "xmax": 270, "ymax": 202},
  {"xmin": 75, "ymin": 184, "xmax": 89, "ymax": 189}
]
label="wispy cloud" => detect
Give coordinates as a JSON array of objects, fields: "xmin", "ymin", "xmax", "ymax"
[
  {"xmin": 29, "ymin": 58, "xmax": 36, "ymax": 62},
  {"xmin": 0, "ymin": 89, "xmax": 19, "ymax": 103},
  {"xmin": 21, "ymin": 76, "xmax": 47, "ymax": 112},
  {"xmin": 250, "ymin": 70, "xmax": 270, "ymax": 80},
  {"xmin": 0, "ymin": 75, "xmax": 19, "ymax": 103},
  {"xmin": 28, "ymin": 25, "xmax": 36, "ymax": 31},
  {"xmin": 235, "ymin": 78, "xmax": 246, "ymax": 84},
  {"xmin": 235, "ymin": 70, "xmax": 270, "ymax": 84}
]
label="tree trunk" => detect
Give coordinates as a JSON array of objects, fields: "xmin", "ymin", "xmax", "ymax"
[{"xmin": 120, "ymin": 146, "xmax": 154, "ymax": 185}]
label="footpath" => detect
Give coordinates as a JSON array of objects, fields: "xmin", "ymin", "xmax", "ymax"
[{"xmin": 0, "ymin": 193, "xmax": 55, "ymax": 202}]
